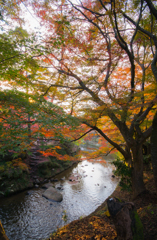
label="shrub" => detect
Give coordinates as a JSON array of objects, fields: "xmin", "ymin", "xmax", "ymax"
[{"xmin": 112, "ymin": 157, "xmax": 132, "ymax": 191}]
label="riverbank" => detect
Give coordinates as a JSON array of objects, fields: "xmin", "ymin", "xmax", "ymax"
[
  {"xmin": 47, "ymin": 172, "xmax": 157, "ymax": 240},
  {"xmin": 0, "ymin": 144, "xmax": 79, "ymax": 197}
]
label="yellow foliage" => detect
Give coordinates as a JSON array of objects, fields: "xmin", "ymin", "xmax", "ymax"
[{"xmin": 104, "ymin": 210, "xmax": 110, "ymax": 217}]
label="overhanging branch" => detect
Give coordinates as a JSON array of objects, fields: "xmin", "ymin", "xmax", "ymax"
[{"xmin": 70, "ymin": 129, "xmax": 94, "ymax": 142}]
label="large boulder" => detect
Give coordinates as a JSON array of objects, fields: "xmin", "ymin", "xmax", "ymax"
[
  {"xmin": 107, "ymin": 197, "xmax": 143, "ymax": 240},
  {"xmin": 42, "ymin": 187, "xmax": 63, "ymax": 202}
]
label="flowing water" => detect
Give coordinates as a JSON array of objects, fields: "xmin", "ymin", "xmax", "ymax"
[{"xmin": 0, "ymin": 155, "xmax": 118, "ymax": 240}]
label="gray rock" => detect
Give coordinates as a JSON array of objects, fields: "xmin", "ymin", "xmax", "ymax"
[
  {"xmin": 51, "ymin": 178, "xmax": 58, "ymax": 182},
  {"xmin": 26, "ymin": 190, "xmax": 34, "ymax": 195},
  {"xmin": 42, "ymin": 182, "xmax": 53, "ymax": 189},
  {"xmin": 35, "ymin": 179, "xmax": 40, "ymax": 184},
  {"xmin": 42, "ymin": 187, "xmax": 63, "ymax": 202}
]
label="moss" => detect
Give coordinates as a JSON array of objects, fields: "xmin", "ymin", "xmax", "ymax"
[
  {"xmin": 0, "ymin": 170, "xmax": 31, "ymax": 196},
  {"xmin": 37, "ymin": 161, "xmax": 53, "ymax": 178},
  {"xmin": 132, "ymin": 210, "xmax": 144, "ymax": 240}
]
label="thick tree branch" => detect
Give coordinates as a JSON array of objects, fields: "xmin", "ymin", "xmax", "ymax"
[
  {"xmin": 122, "ymin": 11, "xmax": 157, "ymax": 44},
  {"xmin": 113, "ymin": 0, "xmax": 135, "ymax": 100},
  {"xmin": 83, "ymin": 122, "xmax": 127, "ymax": 157},
  {"xmin": 144, "ymin": 0, "xmax": 157, "ymax": 20},
  {"xmin": 42, "ymin": 84, "xmax": 82, "ymax": 96},
  {"xmin": 136, "ymin": 95, "xmax": 157, "ymax": 124},
  {"xmin": 140, "ymin": 126, "xmax": 152, "ymax": 144}
]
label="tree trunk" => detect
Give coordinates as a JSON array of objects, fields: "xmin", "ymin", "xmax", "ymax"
[
  {"xmin": 107, "ymin": 197, "xmax": 144, "ymax": 240},
  {"xmin": 151, "ymin": 111, "xmax": 157, "ymax": 193},
  {"xmin": 131, "ymin": 144, "xmax": 146, "ymax": 199}
]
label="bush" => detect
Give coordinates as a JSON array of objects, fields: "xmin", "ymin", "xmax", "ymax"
[{"xmin": 112, "ymin": 158, "xmax": 132, "ymax": 191}]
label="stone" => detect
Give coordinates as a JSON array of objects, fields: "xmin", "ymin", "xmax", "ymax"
[
  {"xmin": 35, "ymin": 179, "xmax": 40, "ymax": 184},
  {"xmin": 26, "ymin": 190, "xmax": 34, "ymax": 195},
  {"xmin": 55, "ymin": 184, "xmax": 63, "ymax": 190},
  {"xmin": 42, "ymin": 182, "xmax": 53, "ymax": 189},
  {"xmin": 42, "ymin": 187, "xmax": 63, "ymax": 202},
  {"xmin": 107, "ymin": 197, "xmax": 143, "ymax": 240},
  {"xmin": 51, "ymin": 178, "xmax": 58, "ymax": 182},
  {"xmin": 60, "ymin": 177, "xmax": 65, "ymax": 181}
]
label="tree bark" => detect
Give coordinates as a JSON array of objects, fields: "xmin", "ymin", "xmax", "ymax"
[
  {"xmin": 151, "ymin": 111, "xmax": 157, "ymax": 193},
  {"xmin": 131, "ymin": 144, "xmax": 146, "ymax": 198},
  {"xmin": 107, "ymin": 197, "xmax": 144, "ymax": 240}
]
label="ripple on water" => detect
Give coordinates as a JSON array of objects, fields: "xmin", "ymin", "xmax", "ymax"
[{"xmin": 0, "ymin": 159, "xmax": 118, "ymax": 240}]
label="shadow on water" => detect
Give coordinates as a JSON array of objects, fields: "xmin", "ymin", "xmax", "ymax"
[{"xmin": 0, "ymin": 148, "xmax": 118, "ymax": 240}]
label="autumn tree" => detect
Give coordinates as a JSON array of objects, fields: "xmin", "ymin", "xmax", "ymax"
[
  {"xmin": 0, "ymin": 89, "xmax": 79, "ymax": 161},
  {"xmin": 0, "ymin": 1, "xmax": 81, "ymax": 162},
  {"xmin": 23, "ymin": 0, "xmax": 157, "ymax": 198}
]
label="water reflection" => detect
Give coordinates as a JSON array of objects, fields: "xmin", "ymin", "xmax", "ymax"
[{"xmin": 0, "ymin": 159, "xmax": 118, "ymax": 240}]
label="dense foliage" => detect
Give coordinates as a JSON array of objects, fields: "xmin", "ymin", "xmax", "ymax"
[{"xmin": 0, "ymin": 0, "xmax": 157, "ymax": 197}]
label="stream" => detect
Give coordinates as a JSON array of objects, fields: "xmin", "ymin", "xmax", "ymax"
[{"xmin": 0, "ymin": 153, "xmax": 118, "ymax": 240}]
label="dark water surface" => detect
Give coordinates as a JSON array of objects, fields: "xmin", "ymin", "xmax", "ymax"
[{"xmin": 0, "ymin": 158, "xmax": 118, "ymax": 240}]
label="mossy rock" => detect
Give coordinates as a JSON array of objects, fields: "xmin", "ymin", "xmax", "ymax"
[
  {"xmin": 131, "ymin": 210, "xmax": 144, "ymax": 240},
  {"xmin": 0, "ymin": 170, "xmax": 32, "ymax": 196},
  {"xmin": 107, "ymin": 198, "xmax": 144, "ymax": 240},
  {"xmin": 37, "ymin": 160, "xmax": 57, "ymax": 178}
]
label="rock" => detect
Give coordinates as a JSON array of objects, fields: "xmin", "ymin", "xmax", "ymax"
[
  {"xmin": 56, "ymin": 186, "xmax": 63, "ymax": 190},
  {"xmin": 26, "ymin": 190, "xmax": 34, "ymax": 195},
  {"xmin": 107, "ymin": 197, "xmax": 143, "ymax": 240},
  {"xmin": 42, "ymin": 182, "xmax": 53, "ymax": 189},
  {"xmin": 42, "ymin": 187, "xmax": 63, "ymax": 202},
  {"xmin": 60, "ymin": 177, "xmax": 65, "ymax": 181},
  {"xmin": 55, "ymin": 184, "xmax": 63, "ymax": 190},
  {"xmin": 35, "ymin": 179, "xmax": 40, "ymax": 184},
  {"xmin": 35, "ymin": 184, "xmax": 39, "ymax": 188},
  {"xmin": 51, "ymin": 178, "xmax": 58, "ymax": 182}
]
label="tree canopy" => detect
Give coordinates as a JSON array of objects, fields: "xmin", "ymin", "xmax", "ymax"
[{"xmin": 0, "ymin": 0, "xmax": 157, "ymax": 197}]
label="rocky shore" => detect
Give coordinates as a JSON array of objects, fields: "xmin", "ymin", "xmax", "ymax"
[
  {"xmin": 0, "ymin": 143, "xmax": 79, "ymax": 197},
  {"xmin": 46, "ymin": 172, "xmax": 157, "ymax": 240}
]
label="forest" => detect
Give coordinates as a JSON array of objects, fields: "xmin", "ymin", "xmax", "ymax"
[{"xmin": 0, "ymin": 0, "xmax": 157, "ymax": 239}]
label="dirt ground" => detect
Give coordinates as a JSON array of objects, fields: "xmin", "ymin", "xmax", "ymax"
[{"xmin": 47, "ymin": 172, "xmax": 157, "ymax": 240}]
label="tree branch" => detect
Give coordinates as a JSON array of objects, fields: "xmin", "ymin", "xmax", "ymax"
[
  {"xmin": 144, "ymin": 0, "xmax": 157, "ymax": 20},
  {"xmin": 42, "ymin": 84, "xmax": 82, "ymax": 96},
  {"xmin": 83, "ymin": 122, "xmax": 127, "ymax": 157},
  {"xmin": 70, "ymin": 129, "xmax": 94, "ymax": 142}
]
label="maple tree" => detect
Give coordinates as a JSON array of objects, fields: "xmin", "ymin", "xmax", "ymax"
[
  {"xmin": 0, "ymin": 89, "xmax": 79, "ymax": 160},
  {"xmin": 0, "ymin": 0, "xmax": 157, "ymax": 197},
  {"xmin": 0, "ymin": 3, "xmax": 80, "ymax": 162},
  {"xmin": 22, "ymin": 0, "xmax": 157, "ymax": 198}
]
